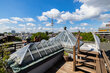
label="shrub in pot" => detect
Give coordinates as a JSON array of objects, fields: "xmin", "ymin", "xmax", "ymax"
[{"xmin": 64, "ymin": 51, "xmax": 69, "ymax": 61}]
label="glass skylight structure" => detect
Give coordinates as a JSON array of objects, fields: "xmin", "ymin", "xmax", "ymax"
[
  {"xmin": 8, "ymin": 30, "xmax": 83, "ymax": 73},
  {"xmin": 56, "ymin": 30, "xmax": 83, "ymax": 48}
]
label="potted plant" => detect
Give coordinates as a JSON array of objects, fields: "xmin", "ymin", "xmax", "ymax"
[{"xmin": 64, "ymin": 51, "xmax": 69, "ymax": 61}]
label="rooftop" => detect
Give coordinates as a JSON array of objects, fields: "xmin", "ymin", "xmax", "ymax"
[{"xmin": 8, "ymin": 30, "xmax": 83, "ymax": 73}]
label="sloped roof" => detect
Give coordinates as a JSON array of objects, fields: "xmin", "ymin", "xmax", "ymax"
[
  {"xmin": 56, "ymin": 30, "xmax": 83, "ymax": 48},
  {"xmin": 8, "ymin": 30, "xmax": 83, "ymax": 73}
]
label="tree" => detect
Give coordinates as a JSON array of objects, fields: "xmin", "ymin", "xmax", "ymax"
[
  {"xmin": 73, "ymin": 32, "xmax": 107, "ymax": 42},
  {"xmin": 31, "ymin": 32, "xmax": 49, "ymax": 41},
  {"xmin": 14, "ymin": 37, "xmax": 22, "ymax": 41}
]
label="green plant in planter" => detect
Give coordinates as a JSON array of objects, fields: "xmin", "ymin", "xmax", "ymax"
[
  {"xmin": 64, "ymin": 51, "xmax": 68, "ymax": 56},
  {"xmin": 64, "ymin": 51, "xmax": 69, "ymax": 61},
  {"xmin": 0, "ymin": 43, "xmax": 11, "ymax": 73}
]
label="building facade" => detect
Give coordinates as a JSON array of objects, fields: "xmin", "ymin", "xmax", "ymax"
[{"xmin": 99, "ymin": 22, "xmax": 110, "ymax": 32}]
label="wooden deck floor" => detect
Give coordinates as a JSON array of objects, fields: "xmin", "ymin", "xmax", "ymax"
[{"xmin": 45, "ymin": 59, "xmax": 84, "ymax": 73}]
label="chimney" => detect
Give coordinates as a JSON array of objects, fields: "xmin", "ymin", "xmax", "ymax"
[{"xmin": 64, "ymin": 27, "xmax": 67, "ymax": 30}]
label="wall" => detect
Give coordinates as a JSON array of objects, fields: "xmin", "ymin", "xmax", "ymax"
[{"xmin": 28, "ymin": 53, "xmax": 63, "ymax": 73}]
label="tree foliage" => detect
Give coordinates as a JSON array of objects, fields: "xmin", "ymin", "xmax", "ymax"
[
  {"xmin": 0, "ymin": 43, "xmax": 11, "ymax": 73},
  {"xmin": 74, "ymin": 32, "xmax": 107, "ymax": 42},
  {"xmin": 14, "ymin": 37, "xmax": 22, "ymax": 41},
  {"xmin": 31, "ymin": 32, "xmax": 49, "ymax": 41}
]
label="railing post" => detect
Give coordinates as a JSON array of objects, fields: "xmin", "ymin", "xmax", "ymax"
[
  {"xmin": 102, "ymin": 50, "xmax": 110, "ymax": 73},
  {"xmin": 78, "ymin": 37, "xmax": 80, "ymax": 53},
  {"xmin": 73, "ymin": 46, "xmax": 76, "ymax": 72},
  {"xmin": 77, "ymin": 31, "xmax": 80, "ymax": 53}
]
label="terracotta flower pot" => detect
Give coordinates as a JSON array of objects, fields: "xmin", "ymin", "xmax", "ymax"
[{"xmin": 64, "ymin": 55, "xmax": 69, "ymax": 61}]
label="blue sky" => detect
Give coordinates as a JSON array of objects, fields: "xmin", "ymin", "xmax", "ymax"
[{"xmin": 0, "ymin": 0, "xmax": 110, "ymax": 33}]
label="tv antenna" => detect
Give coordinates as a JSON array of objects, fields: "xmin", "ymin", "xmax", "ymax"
[{"xmin": 51, "ymin": 17, "xmax": 54, "ymax": 37}]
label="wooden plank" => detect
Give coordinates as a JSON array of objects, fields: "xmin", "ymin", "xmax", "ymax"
[
  {"xmin": 76, "ymin": 59, "xmax": 96, "ymax": 66},
  {"xmin": 102, "ymin": 50, "xmax": 110, "ymax": 73},
  {"xmin": 73, "ymin": 46, "xmax": 76, "ymax": 71},
  {"xmin": 77, "ymin": 54, "xmax": 99, "ymax": 60},
  {"xmin": 76, "ymin": 59, "xmax": 85, "ymax": 62},
  {"xmin": 77, "ymin": 66, "xmax": 96, "ymax": 73},
  {"xmin": 100, "ymin": 58, "xmax": 107, "ymax": 73},
  {"xmin": 74, "ymin": 71, "xmax": 84, "ymax": 73},
  {"xmin": 96, "ymin": 60, "xmax": 101, "ymax": 73},
  {"xmin": 80, "ymin": 50, "xmax": 99, "ymax": 55},
  {"xmin": 77, "ymin": 31, "xmax": 80, "ymax": 53},
  {"xmin": 84, "ymin": 62, "xmax": 96, "ymax": 66}
]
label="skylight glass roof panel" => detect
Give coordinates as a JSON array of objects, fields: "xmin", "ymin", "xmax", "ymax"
[
  {"xmin": 32, "ymin": 52, "xmax": 41, "ymax": 60},
  {"xmin": 22, "ymin": 50, "xmax": 33, "ymax": 65},
  {"xmin": 53, "ymin": 41, "xmax": 60, "ymax": 49},
  {"xmin": 47, "ymin": 41, "xmax": 52, "ymax": 45},
  {"xmin": 64, "ymin": 36, "xmax": 68, "ymax": 42},
  {"xmin": 40, "ymin": 50, "xmax": 47, "ymax": 57},
  {"xmin": 45, "ymin": 49, "xmax": 51, "ymax": 54},
  {"xmin": 37, "ymin": 43, "xmax": 43, "ymax": 50},
  {"xmin": 29, "ymin": 44, "xmax": 37, "ymax": 51}
]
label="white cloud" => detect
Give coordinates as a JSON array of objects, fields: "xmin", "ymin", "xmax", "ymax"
[
  {"xmin": 46, "ymin": 23, "xmax": 53, "ymax": 26},
  {"xmin": 0, "ymin": 19, "xmax": 10, "ymax": 24},
  {"xmin": 76, "ymin": 0, "xmax": 110, "ymax": 20},
  {"xmin": 0, "ymin": 25, "xmax": 13, "ymax": 33},
  {"xmin": 18, "ymin": 24, "xmax": 25, "ymax": 27},
  {"xmin": 37, "ymin": 16, "xmax": 48, "ymax": 21},
  {"xmin": 0, "ymin": 18, "xmax": 17, "ymax": 24},
  {"xmin": 27, "ymin": 23, "xmax": 36, "ymax": 26},
  {"xmin": 38, "ymin": 0, "xmax": 110, "ymax": 23},
  {"xmin": 24, "ymin": 18, "xmax": 35, "ymax": 22},
  {"xmin": 90, "ymin": 28, "xmax": 93, "ymax": 30},
  {"xmin": 11, "ymin": 17, "xmax": 24, "ymax": 22},
  {"xmin": 38, "ymin": 27, "xmax": 42, "ymax": 30},
  {"xmin": 70, "ymin": 26, "xmax": 87, "ymax": 32},
  {"xmin": 42, "ymin": 27, "xmax": 52, "ymax": 31},
  {"xmin": 99, "ymin": 14, "xmax": 110, "ymax": 21},
  {"xmin": 42, "ymin": 9, "xmax": 60, "ymax": 18},
  {"xmin": 37, "ymin": 27, "xmax": 64, "ymax": 32},
  {"xmin": 70, "ymin": 27, "xmax": 81, "ymax": 30},
  {"xmin": 11, "ymin": 17, "xmax": 35, "ymax": 22},
  {"xmin": 80, "ymin": 23, "xmax": 89, "ymax": 26},
  {"xmin": 100, "ymin": 22, "xmax": 107, "ymax": 27},
  {"xmin": 38, "ymin": 9, "xmax": 61, "ymax": 22},
  {"xmin": 61, "ymin": 4, "xmax": 100, "ymax": 21},
  {"xmin": 56, "ymin": 19, "xmax": 64, "ymax": 23},
  {"xmin": 61, "ymin": 12, "xmax": 73, "ymax": 21},
  {"xmin": 10, "ymin": 20, "xmax": 17, "ymax": 24},
  {"xmin": 69, "ymin": 21, "xmax": 74, "ymax": 24}
]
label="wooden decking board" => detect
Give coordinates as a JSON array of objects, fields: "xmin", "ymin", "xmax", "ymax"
[
  {"xmin": 84, "ymin": 62, "xmax": 96, "ymax": 66},
  {"xmin": 77, "ymin": 66, "xmax": 96, "ymax": 73},
  {"xmin": 74, "ymin": 71, "xmax": 85, "ymax": 73},
  {"xmin": 96, "ymin": 59, "xmax": 101, "ymax": 73},
  {"xmin": 46, "ymin": 61, "xmax": 84, "ymax": 73},
  {"xmin": 77, "ymin": 54, "xmax": 99, "ymax": 60},
  {"xmin": 76, "ymin": 59, "xmax": 96, "ymax": 66},
  {"xmin": 76, "ymin": 59, "xmax": 85, "ymax": 62},
  {"xmin": 100, "ymin": 58, "xmax": 107, "ymax": 73}
]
